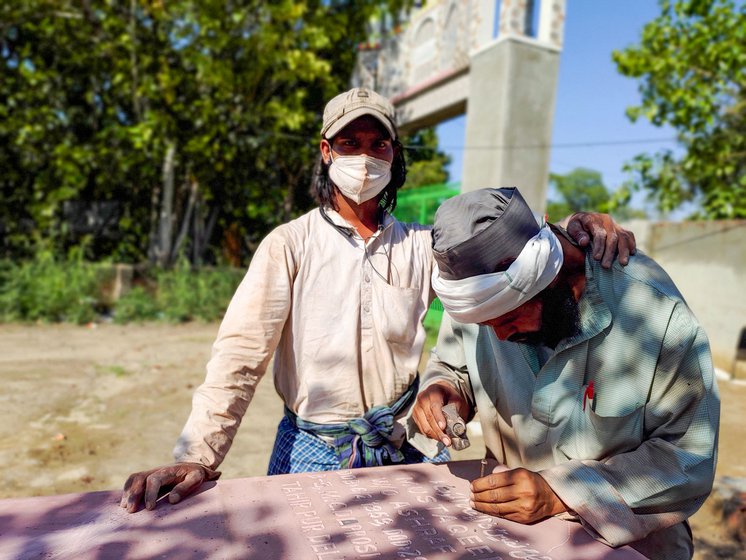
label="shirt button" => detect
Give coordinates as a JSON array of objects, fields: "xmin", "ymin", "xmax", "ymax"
[
  {"xmin": 364, "ymin": 275, "xmax": 370, "ymax": 283},
  {"xmin": 363, "ymin": 305, "xmax": 370, "ymax": 313}
]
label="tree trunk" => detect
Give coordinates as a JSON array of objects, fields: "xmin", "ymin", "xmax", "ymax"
[
  {"xmin": 197, "ymin": 206, "xmax": 219, "ymax": 266},
  {"xmin": 156, "ymin": 141, "xmax": 176, "ymax": 267},
  {"xmin": 147, "ymin": 180, "xmax": 161, "ymax": 264},
  {"xmin": 171, "ymin": 175, "xmax": 198, "ymax": 263},
  {"xmin": 192, "ymin": 194, "xmax": 204, "ymax": 266}
]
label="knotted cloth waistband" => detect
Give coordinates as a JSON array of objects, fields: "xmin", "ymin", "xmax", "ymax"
[{"xmin": 284, "ymin": 377, "xmax": 419, "ymax": 469}]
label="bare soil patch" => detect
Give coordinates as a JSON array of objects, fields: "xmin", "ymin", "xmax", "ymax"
[{"xmin": 0, "ymin": 322, "xmax": 743, "ymax": 558}]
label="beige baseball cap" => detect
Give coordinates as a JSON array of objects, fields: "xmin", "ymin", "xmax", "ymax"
[{"xmin": 321, "ymin": 87, "xmax": 398, "ymax": 140}]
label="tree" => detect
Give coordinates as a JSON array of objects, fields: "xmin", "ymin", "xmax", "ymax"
[
  {"xmin": 547, "ymin": 168, "xmax": 609, "ymax": 221},
  {"xmin": 547, "ymin": 168, "xmax": 647, "ymax": 222},
  {"xmin": 0, "ymin": 0, "xmax": 412, "ymax": 265},
  {"xmin": 613, "ymin": 0, "xmax": 746, "ymax": 219},
  {"xmin": 400, "ymin": 127, "xmax": 451, "ymax": 189}
]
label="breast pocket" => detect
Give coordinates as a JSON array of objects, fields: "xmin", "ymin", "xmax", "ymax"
[
  {"xmin": 371, "ymin": 280, "xmax": 421, "ymax": 346},
  {"xmin": 557, "ymin": 396, "xmax": 645, "ymax": 461}
]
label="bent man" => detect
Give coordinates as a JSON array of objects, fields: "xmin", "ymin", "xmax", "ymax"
[{"xmin": 413, "ymin": 187, "xmax": 719, "ymax": 559}]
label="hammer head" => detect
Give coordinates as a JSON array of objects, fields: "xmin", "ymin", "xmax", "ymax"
[{"xmin": 442, "ymin": 403, "xmax": 470, "ymax": 451}]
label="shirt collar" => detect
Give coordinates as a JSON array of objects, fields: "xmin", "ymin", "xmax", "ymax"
[{"xmin": 320, "ymin": 206, "xmax": 394, "ymax": 241}]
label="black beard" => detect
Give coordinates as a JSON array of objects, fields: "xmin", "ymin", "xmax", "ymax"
[
  {"xmin": 539, "ymin": 281, "xmax": 581, "ymax": 348},
  {"xmin": 508, "ymin": 282, "xmax": 581, "ymax": 349}
]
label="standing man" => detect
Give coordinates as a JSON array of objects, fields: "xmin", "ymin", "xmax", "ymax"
[
  {"xmin": 413, "ymin": 187, "xmax": 719, "ymax": 559},
  {"xmin": 121, "ymin": 90, "xmax": 635, "ymax": 513}
]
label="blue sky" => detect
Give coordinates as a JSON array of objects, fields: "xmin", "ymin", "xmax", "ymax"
[{"xmin": 435, "ymin": 1, "xmax": 679, "ymax": 217}]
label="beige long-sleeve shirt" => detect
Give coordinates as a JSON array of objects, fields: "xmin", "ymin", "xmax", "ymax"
[
  {"xmin": 422, "ymin": 253, "xmax": 720, "ymax": 560},
  {"xmin": 174, "ymin": 207, "xmax": 436, "ymax": 469}
]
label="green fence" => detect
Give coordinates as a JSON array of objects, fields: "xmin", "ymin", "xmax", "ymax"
[
  {"xmin": 394, "ymin": 182, "xmax": 461, "ymax": 225},
  {"xmin": 394, "ymin": 182, "xmax": 460, "ymax": 332}
]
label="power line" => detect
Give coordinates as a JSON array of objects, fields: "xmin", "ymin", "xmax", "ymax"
[
  {"xmin": 405, "ymin": 137, "xmax": 678, "ymax": 152},
  {"xmin": 550, "ymin": 137, "xmax": 678, "ymax": 149}
]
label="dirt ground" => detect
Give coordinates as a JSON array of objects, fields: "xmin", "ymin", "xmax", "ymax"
[{"xmin": 1, "ymin": 322, "xmax": 744, "ymax": 559}]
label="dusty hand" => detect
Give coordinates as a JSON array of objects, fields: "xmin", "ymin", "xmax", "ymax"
[
  {"xmin": 470, "ymin": 467, "xmax": 567, "ymax": 524},
  {"xmin": 412, "ymin": 382, "xmax": 468, "ymax": 447},
  {"xmin": 566, "ymin": 212, "xmax": 636, "ymax": 269},
  {"xmin": 120, "ymin": 462, "xmax": 219, "ymax": 513}
]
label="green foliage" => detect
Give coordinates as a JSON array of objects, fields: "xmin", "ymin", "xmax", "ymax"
[
  {"xmin": 1, "ymin": 0, "xmax": 412, "ymax": 264},
  {"xmin": 113, "ymin": 260, "xmax": 243, "ymax": 323},
  {"xmin": 153, "ymin": 260, "xmax": 244, "ymax": 323},
  {"xmin": 613, "ymin": 0, "xmax": 746, "ymax": 219},
  {"xmin": 0, "ymin": 249, "xmax": 242, "ymax": 324},
  {"xmin": 401, "ymin": 127, "xmax": 451, "ymax": 189},
  {"xmin": 548, "ymin": 168, "xmax": 648, "ymax": 222},
  {"xmin": 112, "ymin": 286, "xmax": 160, "ymax": 324},
  {"xmin": 0, "ymin": 249, "xmax": 100, "ymax": 324},
  {"xmin": 551, "ymin": 169, "xmax": 610, "ymax": 212},
  {"xmin": 544, "ymin": 201, "xmax": 574, "ymax": 223},
  {"xmin": 547, "ymin": 168, "xmax": 611, "ymax": 221}
]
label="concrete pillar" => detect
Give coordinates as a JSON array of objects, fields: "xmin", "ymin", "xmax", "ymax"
[{"xmin": 461, "ymin": 35, "xmax": 561, "ymax": 212}]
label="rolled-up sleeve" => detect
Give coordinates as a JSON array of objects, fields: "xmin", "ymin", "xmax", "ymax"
[
  {"xmin": 405, "ymin": 314, "xmax": 476, "ymax": 456},
  {"xmin": 540, "ymin": 303, "xmax": 720, "ymax": 547},
  {"xmin": 420, "ymin": 314, "xmax": 476, "ymax": 415},
  {"xmin": 173, "ymin": 231, "xmax": 296, "ymax": 469}
]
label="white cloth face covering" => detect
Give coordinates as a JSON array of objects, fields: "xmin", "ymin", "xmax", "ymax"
[
  {"xmin": 432, "ymin": 225, "xmax": 564, "ymax": 324},
  {"xmin": 329, "ymin": 153, "xmax": 392, "ymax": 204}
]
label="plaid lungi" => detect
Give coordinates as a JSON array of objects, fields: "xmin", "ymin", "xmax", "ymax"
[
  {"xmin": 267, "ymin": 377, "xmax": 449, "ymax": 475},
  {"xmin": 267, "ymin": 416, "xmax": 450, "ymax": 475}
]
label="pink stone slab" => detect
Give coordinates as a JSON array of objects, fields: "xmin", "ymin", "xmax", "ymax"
[{"xmin": 0, "ymin": 460, "xmax": 645, "ymax": 559}]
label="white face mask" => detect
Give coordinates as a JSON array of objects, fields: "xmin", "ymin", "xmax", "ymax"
[{"xmin": 328, "ymin": 153, "xmax": 392, "ymax": 204}]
